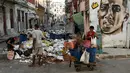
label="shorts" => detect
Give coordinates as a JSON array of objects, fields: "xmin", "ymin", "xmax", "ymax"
[{"xmin": 33, "ymin": 47, "xmax": 43, "ymax": 55}]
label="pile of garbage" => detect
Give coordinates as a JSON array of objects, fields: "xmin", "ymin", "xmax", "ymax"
[
  {"xmin": 49, "ymin": 29, "xmax": 65, "ymax": 34},
  {"xmin": 43, "ymin": 39, "xmax": 65, "ymax": 60},
  {"xmin": 13, "ymin": 39, "xmax": 71, "ymax": 63}
]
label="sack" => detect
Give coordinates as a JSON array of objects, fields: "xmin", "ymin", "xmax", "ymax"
[
  {"xmin": 83, "ymin": 40, "xmax": 91, "ymax": 48},
  {"xmin": 14, "ymin": 52, "xmax": 21, "ymax": 59},
  {"xmin": 7, "ymin": 51, "xmax": 14, "ymax": 60},
  {"xmin": 24, "ymin": 49, "xmax": 32, "ymax": 57},
  {"xmin": 80, "ymin": 50, "xmax": 89, "ymax": 64},
  {"xmin": 91, "ymin": 37, "xmax": 97, "ymax": 47}
]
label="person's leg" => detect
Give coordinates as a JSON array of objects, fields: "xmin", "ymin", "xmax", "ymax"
[
  {"xmin": 28, "ymin": 49, "xmax": 37, "ymax": 67},
  {"xmin": 87, "ymin": 48, "xmax": 97, "ymax": 65},
  {"xmin": 92, "ymin": 48, "xmax": 97, "ymax": 65},
  {"xmin": 37, "ymin": 54, "xmax": 43, "ymax": 66},
  {"xmin": 86, "ymin": 48, "xmax": 92, "ymax": 62},
  {"xmin": 29, "ymin": 55, "xmax": 36, "ymax": 67},
  {"xmin": 37, "ymin": 47, "xmax": 44, "ymax": 66}
]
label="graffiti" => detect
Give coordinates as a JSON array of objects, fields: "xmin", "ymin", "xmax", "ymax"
[
  {"xmin": 98, "ymin": 0, "xmax": 129, "ymax": 35},
  {"xmin": 91, "ymin": 2, "xmax": 99, "ymax": 9}
]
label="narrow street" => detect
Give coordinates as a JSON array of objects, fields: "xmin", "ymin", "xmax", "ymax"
[
  {"xmin": 0, "ymin": 0, "xmax": 130, "ymax": 73},
  {"xmin": 0, "ymin": 59, "xmax": 130, "ymax": 73},
  {"xmin": 0, "ymin": 41, "xmax": 130, "ymax": 73}
]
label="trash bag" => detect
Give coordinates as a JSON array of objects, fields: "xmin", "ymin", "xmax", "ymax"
[
  {"xmin": 24, "ymin": 49, "xmax": 32, "ymax": 57},
  {"xmin": 15, "ymin": 52, "xmax": 21, "ymax": 59}
]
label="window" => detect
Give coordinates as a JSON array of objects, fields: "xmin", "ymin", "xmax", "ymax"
[
  {"xmin": 22, "ymin": 11, "xmax": 24, "ymax": 22},
  {"xmin": 10, "ymin": 9, "xmax": 14, "ymax": 28},
  {"xmin": 17, "ymin": 10, "xmax": 20, "ymax": 21},
  {"xmin": 25, "ymin": 13, "xmax": 28, "ymax": 29}
]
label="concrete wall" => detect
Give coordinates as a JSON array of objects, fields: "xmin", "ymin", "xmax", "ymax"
[
  {"xmin": 0, "ymin": 7, "xmax": 4, "ymax": 36},
  {"xmin": 5, "ymin": 3, "xmax": 14, "ymax": 29},
  {"xmin": 0, "ymin": 3, "xmax": 14, "ymax": 35},
  {"xmin": 0, "ymin": 0, "xmax": 38, "ymax": 35},
  {"xmin": 13, "ymin": 4, "xmax": 36, "ymax": 32}
]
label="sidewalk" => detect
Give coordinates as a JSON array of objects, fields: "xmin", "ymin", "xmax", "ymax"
[
  {"xmin": 0, "ymin": 48, "xmax": 7, "ymax": 60},
  {"xmin": 0, "ymin": 35, "xmax": 12, "ymax": 43},
  {"xmin": 98, "ymin": 48, "xmax": 130, "ymax": 59}
]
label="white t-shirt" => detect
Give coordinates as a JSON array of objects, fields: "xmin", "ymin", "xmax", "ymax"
[{"xmin": 32, "ymin": 29, "xmax": 44, "ymax": 48}]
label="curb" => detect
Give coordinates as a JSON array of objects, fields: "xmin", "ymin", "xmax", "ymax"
[
  {"xmin": 98, "ymin": 54, "xmax": 130, "ymax": 60},
  {"xmin": 0, "ymin": 39, "xmax": 6, "ymax": 43},
  {"xmin": 0, "ymin": 53, "xmax": 7, "ymax": 60}
]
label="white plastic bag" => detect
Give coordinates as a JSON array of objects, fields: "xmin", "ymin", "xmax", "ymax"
[
  {"xmin": 14, "ymin": 53, "xmax": 21, "ymax": 59},
  {"xmin": 80, "ymin": 50, "xmax": 89, "ymax": 64},
  {"xmin": 91, "ymin": 37, "xmax": 97, "ymax": 47}
]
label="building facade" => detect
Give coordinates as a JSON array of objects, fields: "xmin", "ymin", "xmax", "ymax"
[
  {"xmin": 66, "ymin": 0, "xmax": 130, "ymax": 48},
  {"xmin": 0, "ymin": 0, "xmax": 45, "ymax": 35}
]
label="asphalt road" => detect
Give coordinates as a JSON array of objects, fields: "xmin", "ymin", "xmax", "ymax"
[
  {"xmin": 0, "ymin": 59, "xmax": 130, "ymax": 73},
  {"xmin": 0, "ymin": 42, "xmax": 130, "ymax": 73},
  {"xmin": 0, "ymin": 42, "xmax": 6, "ymax": 49}
]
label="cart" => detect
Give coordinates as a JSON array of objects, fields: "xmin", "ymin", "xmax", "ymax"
[{"xmin": 69, "ymin": 46, "xmax": 96, "ymax": 72}]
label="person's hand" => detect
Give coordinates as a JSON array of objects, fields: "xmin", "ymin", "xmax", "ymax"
[
  {"xmin": 42, "ymin": 37, "xmax": 45, "ymax": 40},
  {"xmin": 42, "ymin": 38, "xmax": 44, "ymax": 40},
  {"xmin": 12, "ymin": 45, "xmax": 15, "ymax": 48}
]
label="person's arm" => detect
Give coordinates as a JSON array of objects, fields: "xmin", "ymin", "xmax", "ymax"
[
  {"xmin": 40, "ymin": 31, "xmax": 45, "ymax": 40},
  {"xmin": 32, "ymin": 31, "xmax": 36, "ymax": 50},
  {"xmin": 94, "ymin": 33, "xmax": 99, "ymax": 39},
  {"xmin": 7, "ymin": 40, "xmax": 14, "ymax": 47},
  {"xmin": 32, "ymin": 38, "xmax": 36, "ymax": 50}
]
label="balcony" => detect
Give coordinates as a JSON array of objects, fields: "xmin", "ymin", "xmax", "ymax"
[{"xmin": 7, "ymin": 0, "xmax": 28, "ymax": 7}]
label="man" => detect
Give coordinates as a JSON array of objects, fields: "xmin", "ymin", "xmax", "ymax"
[
  {"xmin": 6, "ymin": 37, "xmax": 23, "ymax": 59},
  {"xmin": 6, "ymin": 37, "xmax": 16, "ymax": 51},
  {"xmin": 98, "ymin": 0, "xmax": 129, "ymax": 35},
  {"xmin": 29, "ymin": 24, "xmax": 45, "ymax": 67}
]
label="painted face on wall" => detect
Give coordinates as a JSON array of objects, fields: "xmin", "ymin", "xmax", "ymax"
[{"xmin": 98, "ymin": 0, "xmax": 127, "ymax": 34}]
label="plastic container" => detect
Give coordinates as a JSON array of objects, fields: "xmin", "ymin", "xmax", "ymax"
[{"xmin": 19, "ymin": 34, "xmax": 27, "ymax": 43}]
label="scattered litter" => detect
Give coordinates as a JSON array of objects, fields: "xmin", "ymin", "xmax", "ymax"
[{"xmin": 19, "ymin": 59, "xmax": 32, "ymax": 63}]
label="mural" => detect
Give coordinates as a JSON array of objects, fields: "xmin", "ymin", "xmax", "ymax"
[
  {"xmin": 91, "ymin": 2, "xmax": 99, "ymax": 9},
  {"xmin": 90, "ymin": 0, "xmax": 130, "ymax": 47},
  {"xmin": 98, "ymin": 0, "xmax": 129, "ymax": 35}
]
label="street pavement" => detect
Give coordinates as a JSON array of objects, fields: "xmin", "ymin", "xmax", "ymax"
[
  {"xmin": 0, "ymin": 42, "xmax": 130, "ymax": 73},
  {"xmin": 98, "ymin": 48, "xmax": 130, "ymax": 59},
  {"xmin": 0, "ymin": 59, "xmax": 130, "ymax": 73}
]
